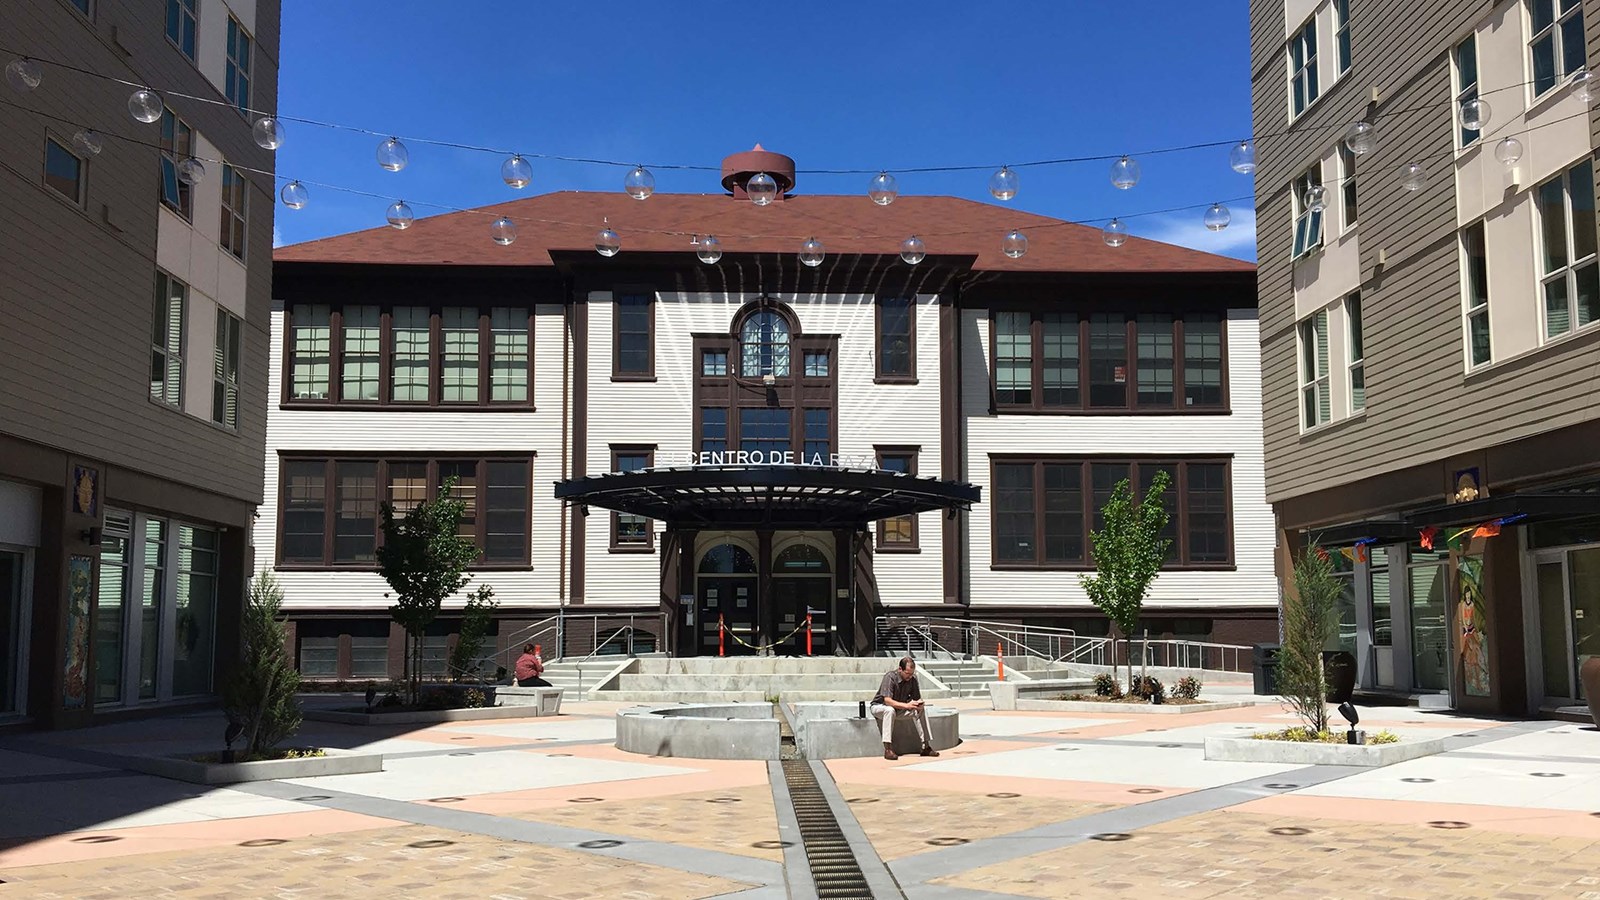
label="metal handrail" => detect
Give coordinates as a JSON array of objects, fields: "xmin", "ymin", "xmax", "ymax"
[
  {"xmin": 571, "ymin": 625, "xmax": 636, "ymax": 694},
  {"xmin": 490, "ymin": 616, "xmax": 560, "ymax": 670},
  {"xmin": 875, "ymin": 615, "xmax": 1254, "ymax": 673}
]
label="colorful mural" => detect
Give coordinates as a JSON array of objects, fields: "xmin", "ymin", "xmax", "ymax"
[
  {"xmin": 1457, "ymin": 553, "xmax": 1490, "ymax": 698},
  {"xmin": 64, "ymin": 555, "xmax": 93, "ymax": 710}
]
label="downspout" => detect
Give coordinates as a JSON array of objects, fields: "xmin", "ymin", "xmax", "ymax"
[{"xmin": 558, "ymin": 278, "xmax": 572, "ymax": 657}]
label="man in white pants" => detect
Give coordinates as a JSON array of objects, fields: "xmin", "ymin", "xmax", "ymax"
[{"xmin": 870, "ymin": 656, "xmax": 939, "ymax": 760}]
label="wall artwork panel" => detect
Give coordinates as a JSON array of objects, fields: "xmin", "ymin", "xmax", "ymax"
[{"xmin": 64, "ymin": 554, "xmax": 94, "ymax": 710}]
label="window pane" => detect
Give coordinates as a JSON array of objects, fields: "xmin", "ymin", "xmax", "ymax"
[
  {"xmin": 1186, "ymin": 463, "xmax": 1229, "ymax": 563},
  {"xmin": 803, "ymin": 409, "xmax": 830, "ymax": 460},
  {"xmin": 1041, "ymin": 313, "xmax": 1079, "ymax": 406},
  {"xmin": 1347, "ymin": 295, "xmax": 1363, "ymax": 361},
  {"xmin": 1183, "ymin": 314, "xmax": 1223, "ymax": 407},
  {"xmin": 1540, "ymin": 178, "xmax": 1569, "ymax": 274},
  {"xmin": 350, "ymin": 636, "xmax": 389, "ymax": 678},
  {"xmin": 1135, "ymin": 314, "xmax": 1174, "ymax": 408},
  {"xmin": 878, "ymin": 297, "xmax": 913, "ymax": 377},
  {"xmin": 1370, "ymin": 547, "xmax": 1392, "ymax": 647},
  {"xmin": 290, "ymin": 304, "xmax": 330, "ymax": 400},
  {"xmin": 702, "ymin": 350, "xmax": 728, "ymax": 376},
  {"xmin": 1340, "ymin": 146, "xmax": 1358, "ymax": 226},
  {"xmin": 151, "ymin": 274, "xmax": 185, "ymax": 407},
  {"xmin": 341, "ymin": 305, "xmax": 380, "ymax": 401},
  {"xmin": 386, "ymin": 461, "xmax": 428, "ymax": 519},
  {"xmin": 1138, "ymin": 464, "xmax": 1180, "ymax": 553},
  {"xmin": 171, "ymin": 525, "xmax": 218, "ymax": 695},
  {"xmin": 1577, "ymin": 261, "xmax": 1599, "ymax": 328},
  {"xmin": 1562, "ymin": 12, "xmax": 1585, "ymax": 76},
  {"xmin": 995, "ymin": 311, "xmax": 1033, "ymax": 406},
  {"xmin": 333, "ymin": 462, "xmax": 377, "ymax": 563},
  {"xmin": 483, "ymin": 461, "xmax": 528, "ymax": 561},
  {"xmin": 282, "ymin": 461, "xmax": 326, "ymax": 562},
  {"xmin": 1534, "ymin": 0, "xmax": 1555, "ymax": 31},
  {"xmin": 615, "ymin": 454, "xmax": 649, "ymax": 543},
  {"xmin": 1088, "ymin": 314, "xmax": 1127, "ymax": 408},
  {"xmin": 701, "ymin": 407, "xmax": 728, "ymax": 456},
  {"xmin": 391, "ymin": 306, "xmax": 430, "ymax": 401},
  {"xmin": 740, "ymin": 311, "xmax": 791, "ymax": 377},
  {"xmin": 438, "ymin": 462, "xmax": 478, "ymax": 542},
  {"xmin": 1534, "ymin": 35, "xmax": 1557, "ymax": 95},
  {"xmin": 1042, "ymin": 463, "xmax": 1084, "ymax": 563},
  {"xmin": 1350, "ymin": 363, "xmax": 1366, "ymax": 410},
  {"xmin": 490, "ymin": 308, "xmax": 529, "ymax": 401},
  {"xmin": 994, "ymin": 464, "xmax": 1036, "ymax": 563},
  {"xmin": 803, "ymin": 351, "xmax": 829, "ymax": 377},
  {"xmin": 44, "ymin": 139, "xmax": 81, "ymax": 202},
  {"xmin": 298, "ymin": 637, "xmax": 337, "ymax": 678},
  {"xmin": 212, "ymin": 312, "xmax": 240, "ymax": 428},
  {"xmin": 616, "ymin": 294, "xmax": 652, "ymax": 375},
  {"xmin": 1313, "ymin": 311, "xmax": 1330, "ymax": 378},
  {"xmin": 441, "ymin": 307, "xmax": 480, "ymax": 402},
  {"xmin": 1464, "ymin": 224, "xmax": 1489, "ymax": 310},
  {"xmin": 739, "ymin": 408, "xmax": 790, "ymax": 457},
  {"xmin": 1456, "ymin": 35, "xmax": 1478, "ymax": 89},
  {"xmin": 1571, "ymin": 161, "xmax": 1595, "ymax": 262},
  {"xmin": 1546, "ymin": 278, "xmax": 1572, "ymax": 337},
  {"xmin": 1469, "ymin": 310, "xmax": 1492, "ymax": 366},
  {"xmin": 1091, "ymin": 463, "xmax": 1130, "ymax": 534},
  {"xmin": 880, "ymin": 453, "xmax": 914, "ymax": 544}
]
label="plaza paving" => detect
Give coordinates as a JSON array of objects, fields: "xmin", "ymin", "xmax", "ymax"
[{"xmin": 0, "ymin": 689, "xmax": 1597, "ymax": 899}]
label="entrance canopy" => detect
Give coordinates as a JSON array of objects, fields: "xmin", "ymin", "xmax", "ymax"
[{"xmin": 554, "ymin": 464, "xmax": 980, "ymax": 529}]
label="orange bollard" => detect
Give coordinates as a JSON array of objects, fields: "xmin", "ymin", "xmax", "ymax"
[
  {"xmin": 806, "ymin": 614, "xmax": 813, "ymax": 656},
  {"xmin": 997, "ymin": 641, "xmax": 1005, "ymax": 681},
  {"xmin": 718, "ymin": 614, "xmax": 725, "ymax": 657}
]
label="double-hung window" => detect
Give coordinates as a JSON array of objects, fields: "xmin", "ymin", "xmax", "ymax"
[
  {"xmin": 1333, "ymin": 0, "xmax": 1352, "ymax": 75},
  {"xmin": 1455, "ymin": 34, "xmax": 1481, "ymax": 148},
  {"xmin": 1299, "ymin": 310, "xmax": 1331, "ymax": 429},
  {"xmin": 220, "ymin": 163, "xmax": 247, "ymax": 259},
  {"xmin": 390, "ymin": 306, "xmax": 431, "ymax": 401},
  {"xmin": 212, "ymin": 310, "xmax": 241, "ymax": 428},
  {"xmin": 440, "ymin": 307, "xmax": 481, "ymax": 403},
  {"xmin": 158, "ymin": 110, "xmax": 193, "ymax": 220},
  {"xmin": 1531, "ymin": 0, "xmax": 1585, "ymax": 97},
  {"xmin": 876, "ymin": 295, "xmax": 915, "ymax": 381},
  {"xmin": 1289, "ymin": 18, "xmax": 1319, "ymax": 117},
  {"xmin": 225, "ymin": 17, "xmax": 252, "ymax": 112},
  {"xmin": 877, "ymin": 449, "xmax": 918, "ymax": 550},
  {"xmin": 165, "ymin": 0, "xmax": 197, "ymax": 60},
  {"xmin": 1462, "ymin": 222, "xmax": 1492, "ymax": 367},
  {"xmin": 1339, "ymin": 145, "xmax": 1358, "ymax": 231},
  {"xmin": 151, "ymin": 271, "xmax": 186, "ymax": 407},
  {"xmin": 44, "ymin": 137, "xmax": 85, "ymax": 206},
  {"xmin": 614, "ymin": 292, "xmax": 654, "ymax": 378},
  {"xmin": 1345, "ymin": 293, "xmax": 1365, "ymax": 412},
  {"xmin": 289, "ymin": 304, "xmax": 331, "ymax": 400},
  {"xmin": 1536, "ymin": 160, "xmax": 1599, "ymax": 339},
  {"xmin": 341, "ymin": 306, "xmax": 381, "ymax": 402},
  {"xmin": 611, "ymin": 449, "xmax": 653, "ymax": 550},
  {"xmin": 1292, "ymin": 166, "xmax": 1324, "ymax": 260}
]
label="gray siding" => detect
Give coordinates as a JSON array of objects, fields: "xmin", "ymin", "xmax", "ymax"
[
  {"xmin": 0, "ymin": 0, "xmax": 280, "ymax": 508},
  {"xmin": 1252, "ymin": 0, "xmax": 1600, "ymax": 510}
]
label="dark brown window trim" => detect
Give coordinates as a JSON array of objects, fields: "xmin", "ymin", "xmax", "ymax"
[
  {"xmin": 609, "ymin": 444, "xmax": 656, "ymax": 553},
  {"xmin": 987, "ymin": 455, "xmax": 1234, "ymax": 571},
  {"xmin": 876, "ymin": 445, "xmax": 920, "ymax": 552},
  {"xmin": 988, "ymin": 309, "xmax": 1230, "ymax": 415},
  {"xmin": 275, "ymin": 453, "xmax": 535, "ymax": 569},
  {"xmin": 280, "ymin": 304, "xmax": 536, "ymax": 410},
  {"xmin": 692, "ymin": 310, "xmax": 840, "ymax": 462},
  {"xmin": 874, "ymin": 294, "xmax": 917, "ymax": 382},
  {"xmin": 611, "ymin": 288, "xmax": 656, "ymax": 381}
]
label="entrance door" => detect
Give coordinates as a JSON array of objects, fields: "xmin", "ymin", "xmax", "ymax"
[
  {"xmin": 0, "ymin": 547, "xmax": 29, "ymax": 717},
  {"xmin": 699, "ymin": 576, "xmax": 758, "ymax": 655},
  {"xmin": 772, "ymin": 578, "xmax": 832, "ymax": 656},
  {"xmin": 1537, "ymin": 548, "xmax": 1600, "ymax": 703},
  {"xmin": 1572, "ymin": 548, "xmax": 1600, "ymax": 701},
  {"xmin": 1408, "ymin": 552, "xmax": 1451, "ymax": 693}
]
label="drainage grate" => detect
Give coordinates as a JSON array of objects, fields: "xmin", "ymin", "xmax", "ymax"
[{"xmin": 782, "ymin": 760, "xmax": 874, "ymax": 899}]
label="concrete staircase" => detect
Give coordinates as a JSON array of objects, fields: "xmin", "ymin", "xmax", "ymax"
[
  {"xmin": 916, "ymin": 657, "xmax": 1023, "ymax": 697},
  {"xmin": 537, "ymin": 658, "xmax": 629, "ymax": 696}
]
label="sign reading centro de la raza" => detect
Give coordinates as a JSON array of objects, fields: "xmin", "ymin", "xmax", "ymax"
[{"xmin": 652, "ymin": 450, "xmax": 884, "ymax": 471}]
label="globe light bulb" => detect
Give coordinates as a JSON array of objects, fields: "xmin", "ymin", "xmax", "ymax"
[
  {"xmin": 1399, "ymin": 162, "xmax": 1428, "ymax": 192},
  {"xmin": 1204, "ymin": 203, "xmax": 1232, "ymax": 232},
  {"xmin": 387, "ymin": 200, "xmax": 415, "ymax": 230},
  {"xmin": 1111, "ymin": 156, "xmax": 1141, "ymax": 190},
  {"xmin": 746, "ymin": 172, "xmax": 779, "ymax": 206},
  {"xmin": 1570, "ymin": 67, "xmax": 1597, "ymax": 103},
  {"xmin": 624, "ymin": 165, "xmax": 654, "ymax": 200},
  {"xmin": 1344, "ymin": 121, "xmax": 1377, "ymax": 156},
  {"xmin": 1304, "ymin": 185, "xmax": 1328, "ymax": 213},
  {"xmin": 900, "ymin": 235, "xmax": 927, "ymax": 265},
  {"xmin": 1001, "ymin": 228, "xmax": 1028, "ymax": 259},
  {"xmin": 252, "ymin": 116, "xmax": 285, "ymax": 150},
  {"xmin": 71, "ymin": 129, "xmax": 103, "ymax": 156},
  {"xmin": 596, "ymin": 220, "xmax": 621, "ymax": 257},
  {"xmin": 280, "ymin": 180, "xmax": 309, "ymax": 209},
  {"xmin": 128, "ymin": 88, "xmax": 163, "ymax": 124},
  {"xmin": 697, "ymin": 234, "xmax": 722, "ymax": 264},
  {"xmin": 1461, "ymin": 97, "xmax": 1491, "ymax": 132},
  {"xmin": 988, "ymin": 166, "xmax": 1019, "ymax": 201},
  {"xmin": 1229, "ymin": 140, "xmax": 1256, "ymax": 175},
  {"xmin": 502, "ymin": 154, "xmax": 532, "ymax": 189},
  {"xmin": 490, "ymin": 216, "xmax": 516, "ymax": 245},
  {"xmin": 869, "ymin": 171, "xmax": 898, "ymax": 206},
  {"xmin": 1494, "ymin": 136, "xmax": 1524, "ymax": 166},
  {"xmin": 177, "ymin": 158, "xmax": 206, "ymax": 185},
  {"xmin": 799, "ymin": 237, "xmax": 825, "ymax": 267},
  {"xmin": 377, "ymin": 137, "xmax": 408, "ymax": 172},
  {"xmin": 5, "ymin": 57, "xmax": 42, "ymax": 93},
  {"xmin": 1103, "ymin": 218, "xmax": 1129, "ymax": 247}
]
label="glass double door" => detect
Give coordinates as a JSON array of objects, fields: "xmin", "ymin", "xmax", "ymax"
[
  {"xmin": 1, "ymin": 548, "xmax": 30, "ymax": 717},
  {"xmin": 699, "ymin": 576, "xmax": 759, "ymax": 655},
  {"xmin": 1534, "ymin": 547, "xmax": 1600, "ymax": 702},
  {"xmin": 771, "ymin": 577, "xmax": 832, "ymax": 656}
]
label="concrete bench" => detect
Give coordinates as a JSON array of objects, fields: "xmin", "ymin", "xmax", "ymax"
[
  {"xmin": 790, "ymin": 702, "xmax": 960, "ymax": 760},
  {"xmin": 988, "ymin": 678, "xmax": 1091, "ymax": 710},
  {"xmin": 494, "ymin": 686, "xmax": 564, "ymax": 715}
]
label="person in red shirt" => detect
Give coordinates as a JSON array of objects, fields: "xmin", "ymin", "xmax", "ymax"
[{"xmin": 514, "ymin": 644, "xmax": 549, "ymax": 686}]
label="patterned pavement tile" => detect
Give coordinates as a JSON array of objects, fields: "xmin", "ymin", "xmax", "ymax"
[
  {"xmin": 842, "ymin": 784, "xmax": 1116, "ymax": 860},
  {"xmin": 513, "ymin": 782, "xmax": 784, "ymax": 861}
]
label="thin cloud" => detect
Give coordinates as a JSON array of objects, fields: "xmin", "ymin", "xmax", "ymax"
[
  {"xmin": 1139, "ymin": 206, "xmax": 1257, "ymax": 262},
  {"xmin": 273, "ymin": 225, "xmax": 284, "ymax": 248}
]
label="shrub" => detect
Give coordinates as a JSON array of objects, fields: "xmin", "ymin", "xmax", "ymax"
[
  {"xmin": 1280, "ymin": 544, "xmax": 1342, "ymax": 733},
  {"xmin": 448, "ymin": 585, "xmax": 498, "ymax": 681},
  {"xmin": 221, "ymin": 573, "xmax": 302, "ymax": 757},
  {"xmin": 1092, "ymin": 673, "xmax": 1120, "ymax": 697},
  {"xmin": 1131, "ymin": 676, "xmax": 1165, "ymax": 703},
  {"xmin": 418, "ymin": 689, "xmax": 450, "ymax": 711},
  {"xmin": 462, "ymin": 688, "xmax": 486, "ymax": 709},
  {"xmin": 1173, "ymin": 676, "xmax": 1202, "ymax": 700}
]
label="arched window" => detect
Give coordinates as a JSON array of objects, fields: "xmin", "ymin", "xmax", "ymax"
[
  {"xmin": 774, "ymin": 543, "xmax": 830, "ymax": 573},
  {"xmin": 741, "ymin": 310, "xmax": 791, "ymax": 377},
  {"xmin": 698, "ymin": 543, "xmax": 757, "ymax": 574}
]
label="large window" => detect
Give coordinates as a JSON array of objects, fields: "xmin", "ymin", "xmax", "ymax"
[
  {"xmin": 284, "ymin": 304, "xmax": 532, "ymax": 407},
  {"xmin": 1455, "ymin": 34, "xmax": 1481, "ymax": 148},
  {"xmin": 1536, "ymin": 160, "xmax": 1598, "ymax": 340},
  {"xmin": 877, "ymin": 449, "xmax": 918, "ymax": 551},
  {"xmin": 611, "ymin": 448, "xmax": 653, "ymax": 550},
  {"xmin": 1299, "ymin": 309, "xmax": 1331, "ymax": 428},
  {"xmin": 158, "ymin": 109, "xmax": 193, "ymax": 220},
  {"xmin": 225, "ymin": 16, "xmax": 252, "ymax": 112},
  {"xmin": 165, "ymin": 0, "xmax": 197, "ymax": 60},
  {"xmin": 220, "ymin": 163, "xmax": 247, "ymax": 260},
  {"xmin": 1333, "ymin": 0, "xmax": 1351, "ymax": 75},
  {"xmin": 1531, "ymin": 0, "xmax": 1585, "ymax": 97},
  {"xmin": 1462, "ymin": 222, "xmax": 1492, "ymax": 367},
  {"xmin": 212, "ymin": 310, "xmax": 241, "ymax": 429},
  {"xmin": 614, "ymin": 292, "xmax": 654, "ymax": 378},
  {"xmin": 1346, "ymin": 293, "xmax": 1365, "ymax": 412},
  {"xmin": 993, "ymin": 311, "xmax": 1224, "ymax": 412},
  {"xmin": 44, "ymin": 137, "xmax": 85, "ymax": 206},
  {"xmin": 991, "ymin": 458, "xmax": 1232, "ymax": 568},
  {"xmin": 278, "ymin": 457, "xmax": 531, "ymax": 567},
  {"xmin": 876, "ymin": 295, "xmax": 915, "ymax": 381},
  {"xmin": 1292, "ymin": 166, "xmax": 1324, "ymax": 260},
  {"xmin": 1289, "ymin": 17, "xmax": 1319, "ymax": 117},
  {"xmin": 741, "ymin": 310, "xmax": 791, "ymax": 377},
  {"xmin": 151, "ymin": 271, "xmax": 186, "ymax": 407}
]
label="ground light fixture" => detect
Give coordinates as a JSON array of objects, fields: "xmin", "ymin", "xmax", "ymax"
[
  {"xmin": 1110, "ymin": 155, "xmax": 1140, "ymax": 190},
  {"xmin": 71, "ymin": 129, "xmax": 103, "ymax": 156},
  {"xmin": 1495, "ymin": 136, "xmax": 1524, "ymax": 166},
  {"xmin": 746, "ymin": 172, "xmax": 779, "ymax": 206},
  {"xmin": 624, "ymin": 165, "xmax": 654, "ymax": 200},
  {"xmin": 1344, "ymin": 120, "xmax": 1377, "ymax": 156},
  {"xmin": 596, "ymin": 219, "xmax": 621, "ymax": 256},
  {"xmin": 695, "ymin": 234, "xmax": 722, "ymax": 264},
  {"xmin": 5, "ymin": 57, "xmax": 42, "ymax": 92},
  {"xmin": 128, "ymin": 88, "xmax": 163, "ymax": 123},
  {"xmin": 386, "ymin": 200, "xmax": 414, "ymax": 230},
  {"xmin": 869, "ymin": 171, "xmax": 898, "ymax": 205},
  {"xmin": 280, "ymin": 180, "xmax": 309, "ymax": 209},
  {"xmin": 1338, "ymin": 700, "xmax": 1364, "ymax": 745},
  {"xmin": 490, "ymin": 216, "xmax": 516, "ymax": 245},
  {"xmin": 1229, "ymin": 140, "xmax": 1256, "ymax": 174},
  {"xmin": 988, "ymin": 166, "xmax": 1018, "ymax": 201},
  {"xmin": 900, "ymin": 235, "xmax": 926, "ymax": 265},
  {"xmin": 1001, "ymin": 228, "xmax": 1028, "ymax": 259},
  {"xmin": 1204, "ymin": 202, "xmax": 1232, "ymax": 231},
  {"xmin": 1103, "ymin": 218, "xmax": 1128, "ymax": 247},
  {"xmin": 377, "ymin": 136, "xmax": 408, "ymax": 172},
  {"xmin": 501, "ymin": 154, "xmax": 532, "ymax": 188},
  {"xmin": 799, "ymin": 236, "xmax": 825, "ymax": 267}
]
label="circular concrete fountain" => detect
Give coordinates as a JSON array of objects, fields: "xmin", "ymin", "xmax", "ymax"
[{"xmin": 615, "ymin": 702, "xmax": 960, "ymax": 760}]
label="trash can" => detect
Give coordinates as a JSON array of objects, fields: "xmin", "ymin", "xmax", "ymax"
[{"xmin": 1252, "ymin": 643, "xmax": 1280, "ymax": 696}]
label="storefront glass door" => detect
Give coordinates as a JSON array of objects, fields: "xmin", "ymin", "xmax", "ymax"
[
  {"xmin": 1573, "ymin": 549, "xmax": 1600, "ymax": 701},
  {"xmin": 1535, "ymin": 558, "xmax": 1572, "ymax": 700},
  {"xmin": 0, "ymin": 547, "xmax": 30, "ymax": 717},
  {"xmin": 1408, "ymin": 552, "xmax": 1451, "ymax": 692},
  {"xmin": 1532, "ymin": 546, "xmax": 1600, "ymax": 704}
]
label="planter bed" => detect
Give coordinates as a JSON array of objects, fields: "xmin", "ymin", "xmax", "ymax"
[
  {"xmin": 305, "ymin": 704, "xmax": 551, "ymax": 726},
  {"xmin": 1204, "ymin": 734, "xmax": 1446, "ymax": 766},
  {"xmin": 1014, "ymin": 698, "xmax": 1260, "ymax": 715},
  {"xmin": 119, "ymin": 747, "xmax": 383, "ymax": 785}
]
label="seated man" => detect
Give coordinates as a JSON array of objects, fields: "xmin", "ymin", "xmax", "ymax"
[{"xmin": 870, "ymin": 656, "xmax": 940, "ymax": 760}]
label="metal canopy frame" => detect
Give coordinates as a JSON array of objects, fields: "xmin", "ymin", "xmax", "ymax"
[
  {"xmin": 1402, "ymin": 492, "xmax": 1600, "ymax": 530},
  {"xmin": 553, "ymin": 464, "xmax": 981, "ymax": 530}
]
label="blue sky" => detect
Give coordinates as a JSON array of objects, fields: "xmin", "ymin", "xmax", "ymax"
[{"xmin": 273, "ymin": 1, "xmax": 1256, "ymax": 260}]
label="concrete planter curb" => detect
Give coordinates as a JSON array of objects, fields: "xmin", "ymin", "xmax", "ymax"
[
  {"xmin": 986, "ymin": 679, "xmax": 1094, "ymax": 710},
  {"xmin": 1014, "ymin": 698, "xmax": 1261, "ymax": 714},
  {"xmin": 119, "ymin": 747, "xmax": 383, "ymax": 785},
  {"xmin": 304, "ymin": 704, "xmax": 553, "ymax": 726},
  {"xmin": 1204, "ymin": 735, "xmax": 1446, "ymax": 766}
]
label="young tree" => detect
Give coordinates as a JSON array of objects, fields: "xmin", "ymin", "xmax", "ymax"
[
  {"xmin": 1279, "ymin": 544, "xmax": 1342, "ymax": 734},
  {"xmin": 377, "ymin": 477, "xmax": 482, "ymax": 705},
  {"xmin": 1080, "ymin": 470, "xmax": 1173, "ymax": 693},
  {"xmin": 222, "ymin": 571, "xmax": 302, "ymax": 759},
  {"xmin": 447, "ymin": 584, "xmax": 498, "ymax": 681}
]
